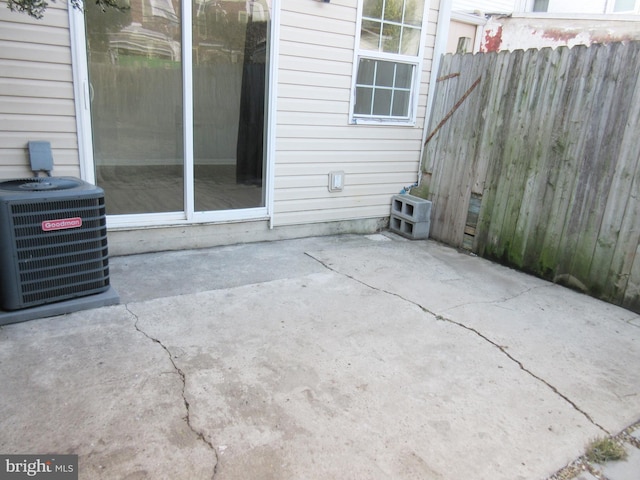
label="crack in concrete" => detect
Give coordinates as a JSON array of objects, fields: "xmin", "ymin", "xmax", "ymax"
[
  {"xmin": 439, "ymin": 283, "xmax": 552, "ymax": 314},
  {"xmin": 126, "ymin": 305, "xmax": 220, "ymax": 479},
  {"xmin": 434, "ymin": 314, "xmax": 609, "ymax": 435},
  {"xmin": 305, "ymin": 252, "xmax": 610, "ymax": 436}
]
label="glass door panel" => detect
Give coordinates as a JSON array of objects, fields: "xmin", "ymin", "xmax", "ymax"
[
  {"xmin": 85, "ymin": 0, "xmax": 270, "ymax": 217},
  {"xmin": 86, "ymin": 0, "xmax": 184, "ymax": 215},
  {"xmin": 192, "ymin": 0, "xmax": 268, "ymax": 211}
]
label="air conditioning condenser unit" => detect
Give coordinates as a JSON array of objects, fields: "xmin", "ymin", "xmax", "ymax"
[{"xmin": 0, "ymin": 177, "xmax": 119, "ymax": 325}]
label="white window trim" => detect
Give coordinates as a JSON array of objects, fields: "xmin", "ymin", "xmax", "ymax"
[
  {"xmin": 69, "ymin": 0, "xmax": 280, "ymax": 229},
  {"xmin": 349, "ymin": 0, "xmax": 430, "ymax": 126}
]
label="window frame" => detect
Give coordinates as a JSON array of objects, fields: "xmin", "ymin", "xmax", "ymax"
[
  {"xmin": 606, "ymin": 0, "xmax": 640, "ymax": 13},
  {"xmin": 349, "ymin": 0, "xmax": 430, "ymax": 126}
]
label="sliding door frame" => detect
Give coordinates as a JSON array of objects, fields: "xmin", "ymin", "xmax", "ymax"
[{"xmin": 70, "ymin": 0, "xmax": 279, "ymax": 229}]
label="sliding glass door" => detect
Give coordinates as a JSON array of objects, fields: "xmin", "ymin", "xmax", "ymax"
[{"xmin": 84, "ymin": 0, "xmax": 270, "ymax": 217}]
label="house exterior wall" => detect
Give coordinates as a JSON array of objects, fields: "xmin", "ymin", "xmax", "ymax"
[
  {"xmin": 273, "ymin": 0, "xmax": 440, "ymax": 227},
  {"xmin": 0, "ymin": 1, "xmax": 80, "ymax": 179},
  {"xmin": 450, "ymin": 1, "xmax": 640, "ymax": 55},
  {"xmin": 515, "ymin": 0, "xmax": 640, "ymax": 14},
  {"xmin": 0, "ymin": 0, "xmax": 444, "ymax": 253},
  {"xmin": 480, "ymin": 15, "xmax": 640, "ymax": 51}
]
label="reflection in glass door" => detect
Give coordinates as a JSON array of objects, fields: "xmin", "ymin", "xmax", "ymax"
[
  {"xmin": 85, "ymin": 0, "xmax": 269, "ymax": 216},
  {"xmin": 192, "ymin": 0, "xmax": 267, "ymax": 211}
]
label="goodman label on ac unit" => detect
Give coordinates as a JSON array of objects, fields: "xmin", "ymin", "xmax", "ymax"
[{"xmin": 41, "ymin": 217, "xmax": 83, "ymax": 232}]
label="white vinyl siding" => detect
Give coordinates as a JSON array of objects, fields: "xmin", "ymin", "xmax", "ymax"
[
  {"xmin": 273, "ymin": 0, "xmax": 438, "ymax": 227},
  {"xmin": 0, "ymin": 1, "xmax": 79, "ymax": 179},
  {"xmin": 452, "ymin": 0, "xmax": 515, "ymax": 13}
]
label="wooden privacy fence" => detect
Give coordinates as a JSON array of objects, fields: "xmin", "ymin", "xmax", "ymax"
[{"xmin": 422, "ymin": 41, "xmax": 640, "ymax": 313}]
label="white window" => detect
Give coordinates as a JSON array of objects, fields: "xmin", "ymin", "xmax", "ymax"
[
  {"xmin": 456, "ymin": 36, "xmax": 472, "ymax": 53},
  {"xmin": 351, "ymin": 0, "xmax": 428, "ymax": 124},
  {"xmin": 609, "ymin": 0, "xmax": 639, "ymax": 12},
  {"xmin": 532, "ymin": 0, "xmax": 549, "ymax": 12}
]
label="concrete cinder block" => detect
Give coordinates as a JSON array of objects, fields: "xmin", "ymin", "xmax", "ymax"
[
  {"xmin": 389, "ymin": 214, "xmax": 430, "ymax": 240},
  {"xmin": 391, "ymin": 194, "xmax": 432, "ymax": 223}
]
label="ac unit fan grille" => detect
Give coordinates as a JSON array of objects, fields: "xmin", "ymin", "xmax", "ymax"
[
  {"xmin": 8, "ymin": 196, "xmax": 110, "ymax": 308},
  {"xmin": 17, "ymin": 230, "xmax": 107, "ymax": 255},
  {"xmin": 22, "ymin": 278, "xmax": 109, "ymax": 306}
]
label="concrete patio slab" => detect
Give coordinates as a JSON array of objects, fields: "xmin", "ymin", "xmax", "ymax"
[
  {"xmin": 0, "ymin": 234, "xmax": 638, "ymax": 480},
  {"xmin": 307, "ymin": 238, "xmax": 640, "ymax": 434},
  {"xmin": 0, "ymin": 305, "xmax": 214, "ymax": 478}
]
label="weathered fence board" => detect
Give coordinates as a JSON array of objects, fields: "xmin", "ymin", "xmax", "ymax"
[{"xmin": 422, "ymin": 41, "xmax": 640, "ymax": 312}]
